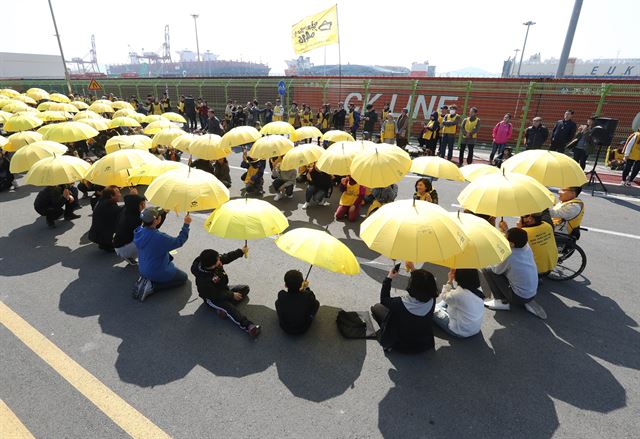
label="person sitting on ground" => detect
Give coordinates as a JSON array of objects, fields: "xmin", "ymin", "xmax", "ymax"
[
  {"xmin": 367, "ymin": 183, "xmax": 398, "ymax": 216},
  {"xmin": 335, "ymin": 176, "xmax": 366, "ymax": 222},
  {"xmin": 482, "ymin": 228, "xmax": 547, "ymax": 319},
  {"xmin": 510, "ymin": 213, "xmax": 558, "ymax": 276},
  {"xmin": 302, "ymin": 162, "xmax": 332, "ymax": 208},
  {"xmin": 213, "ymin": 157, "xmax": 231, "ymax": 188},
  {"xmin": 493, "ymin": 146, "xmax": 512, "ymax": 168},
  {"xmin": 433, "ymin": 268, "xmax": 485, "ymax": 338},
  {"xmin": 275, "ymin": 270, "xmax": 320, "ymax": 335},
  {"xmin": 133, "ymin": 208, "xmax": 191, "ymax": 301},
  {"xmin": 191, "ymin": 247, "xmax": 261, "ymax": 337},
  {"xmin": 240, "ymin": 149, "xmax": 265, "ymax": 196},
  {"xmin": 191, "ymin": 158, "xmax": 215, "ymax": 174},
  {"xmin": 112, "ymin": 191, "xmax": 148, "ymax": 265},
  {"xmin": 272, "ymin": 160, "xmax": 297, "ymax": 201},
  {"xmin": 0, "ymin": 151, "xmax": 16, "ymax": 191},
  {"xmin": 34, "ymin": 184, "xmax": 80, "ymax": 228},
  {"xmin": 88, "ymin": 185, "xmax": 124, "ymax": 252},
  {"xmin": 549, "ymin": 186, "xmax": 585, "ymax": 237},
  {"xmin": 163, "ymin": 146, "xmax": 182, "ymax": 162},
  {"xmin": 371, "ymin": 266, "xmax": 438, "ymax": 353},
  {"xmin": 413, "ymin": 178, "xmax": 438, "ymax": 204}
]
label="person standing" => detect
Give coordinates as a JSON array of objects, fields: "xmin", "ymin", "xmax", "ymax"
[
  {"xmin": 382, "ymin": 103, "xmax": 391, "ymax": 122},
  {"xmin": 302, "ymin": 104, "xmax": 313, "ymax": 127},
  {"xmin": 396, "ymin": 108, "xmax": 409, "ymax": 147},
  {"xmin": 459, "ymin": 107, "xmax": 480, "ymax": 165},
  {"xmin": 161, "ymin": 93, "xmax": 171, "ymax": 112},
  {"xmin": 524, "ymin": 117, "xmax": 549, "ymax": 149},
  {"xmin": 149, "ymin": 98, "xmax": 163, "ymax": 115},
  {"xmin": 263, "ymin": 102, "xmax": 274, "ymax": 124},
  {"xmin": 183, "ymin": 95, "xmax": 197, "ymax": 131},
  {"xmin": 273, "ymin": 98, "xmax": 284, "ymax": 122},
  {"xmin": 420, "ymin": 112, "xmax": 440, "ymax": 155},
  {"xmin": 438, "ymin": 105, "xmax": 461, "ymax": 160},
  {"xmin": 288, "ymin": 102, "xmax": 300, "ymax": 128},
  {"xmin": 197, "ymin": 99, "xmax": 210, "ymax": 132},
  {"xmin": 332, "ymin": 102, "xmax": 346, "ymax": 131},
  {"xmin": 319, "ymin": 104, "xmax": 331, "ymax": 133},
  {"xmin": 489, "ymin": 113, "xmax": 513, "ymax": 163},
  {"xmin": 348, "ymin": 104, "xmax": 361, "ymax": 139},
  {"xmin": 621, "ymin": 128, "xmax": 640, "ymax": 186},
  {"xmin": 207, "ymin": 109, "xmax": 224, "ymax": 135},
  {"xmin": 224, "ymin": 100, "xmax": 234, "ymax": 130},
  {"xmin": 568, "ymin": 116, "xmax": 595, "ymax": 170},
  {"xmin": 363, "ymin": 104, "xmax": 378, "ymax": 140},
  {"xmin": 550, "ymin": 110, "xmax": 577, "ymax": 153}
]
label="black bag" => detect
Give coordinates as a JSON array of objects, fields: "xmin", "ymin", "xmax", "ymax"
[{"xmin": 336, "ymin": 310, "xmax": 378, "ymax": 339}]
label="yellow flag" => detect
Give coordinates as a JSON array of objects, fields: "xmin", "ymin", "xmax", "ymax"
[{"xmin": 292, "ymin": 5, "xmax": 339, "ymax": 55}]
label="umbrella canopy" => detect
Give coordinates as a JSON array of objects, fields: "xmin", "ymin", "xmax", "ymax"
[
  {"xmin": 15, "ymin": 94, "xmax": 37, "ymax": 105},
  {"xmin": 0, "ymin": 110, "xmax": 13, "ymax": 123},
  {"xmin": 411, "ymin": 156, "xmax": 464, "ymax": 181},
  {"xmin": 360, "ymin": 199, "xmax": 468, "ymax": 263},
  {"xmin": 48, "ymin": 102, "xmax": 78, "ymax": 113},
  {"xmin": 85, "ymin": 149, "xmax": 160, "ymax": 187},
  {"xmin": 1, "ymin": 101, "xmax": 29, "ymax": 114},
  {"xmin": 112, "ymin": 101, "xmax": 134, "ymax": 110},
  {"xmin": 105, "ymin": 135, "xmax": 152, "ymax": 154},
  {"xmin": 188, "ymin": 134, "xmax": 229, "ymax": 160},
  {"xmin": 42, "ymin": 121, "xmax": 99, "ymax": 143},
  {"xmin": 204, "ymin": 198, "xmax": 289, "ymax": 240},
  {"xmin": 220, "ymin": 126, "xmax": 261, "ymax": 149},
  {"xmin": 161, "ymin": 112, "xmax": 187, "ymax": 123},
  {"xmin": 3, "ymin": 113, "xmax": 43, "ymax": 132},
  {"xmin": 280, "ymin": 143, "xmax": 325, "ymax": 171},
  {"xmin": 77, "ymin": 118, "xmax": 111, "ymax": 131},
  {"xmin": 38, "ymin": 111, "xmax": 72, "ymax": 122},
  {"xmin": 432, "ymin": 213, "xmax": 512, "ymax": 269},
  {"xmin": 350, "ymin": 144, "xmax": 411, "ymax": 188},
  {"xmin": 275, "ymin": 228, "xmax": 360, "ymax": 275},
  {"xmin": 0, "ymin": 88, "xmax": 20, "ymax": 98},
  {"xmin": 48, "ymin": 93, "xmax": 71, "ymax": 103},
  {"xmin": 321, "ymin": 130, "xmax": 354, "ymax": 142},
  {"xmin": 36, "ymin": 101, "xmax": 55, "ymax": 111},
  {"xmin": 170, "ymin": 133, "xmax": 197, "ymax": 153},
  {"xmin": 72, "ymin": 110, "xmax": 102, "ymax": 120},
  {"xmin": 143, "ymin": 114, "xmax": 167, "ymax": 124},
  {"xmin": 502, "ymin": 149, "xmax": 588, "ymax": 187},
  {"xmin": 316, "ymin": 140, "xmax": 364, "ymax": 176},
  {"xmin": 457, "ymin": 172, "xmax": 555, "ymax": 217},
  {"xmin": 25, "ymin": 155, "xmax": 90, "ymax": 186},
  {"xmin": 260, "ymin": 121, "xmax": 295, "ymax": 136},
  {"xmin": 71, "ymin": 101, "xmax": 89, "ymax": 110},
  {"xmin": 248, "ymin": 135, "xmax": 294, "ymax": 160},
  {"xmin": 292, "ymin": 126, "xmax": 322, "ymax": 142},
  {"xmin": 145, "ymin": 168, "xmax": 230, "ymax": 212},
  {"xmin": 152, "ymin": 127, "xmax": 187, "ymax": 147},
  {"xmin": 128, "ymin": 161, "xmax": 188, "ymax": 186},
  {"xmin": 460, "ymin": 163, "xmax": 500, "ymax": 182},
  {"xmin": 144, "ymin": 119, "xmax": 177, "ymax": 135},
  {"xmin": 113, "ymin": 108, "xmax": 138, "ymax": 119},
  {"xmin": 88, "ymin": 102, "xmax": 114, "ymax": 114},
  {"xmin": 26, "ymin": 88, "xmax": 50, "ymax": 101},
  {"xmin": 3, "ymin": 131, "xmax": 43, "ymax": 152},
  {"xmin": 9, "ymin": 141, "xmax": 68, "ymax": 173},
  {"xmin": 109, "ymin": 116, "xmax": 141, "ymax": 128}
]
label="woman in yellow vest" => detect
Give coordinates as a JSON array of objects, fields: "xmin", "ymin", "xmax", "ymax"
[
  {"xmin": 302, "ymin": 105, "xmax": 312, "ymax": 126},
  {"xmin": 413, "ymin": 178, "xmax": 438, "ymax": 204},
  {"xmin": 622, "ymin": 128, "xmax": 640, "ymax": 186},
  {"xmin": 439, "ymin": 105, "xmax": 460, "ymax": 160},
  {"xmin": 549, "ymin": 186, "xmax": 584, "ymax": 236},
  {"xmin": 518, "ymin": 213, "xmax": 558, "ymax": 274},
  {"xmin": 419, "ymin": 112, "xmax": 440, "ymax": 155},
  {"xmin": 288, "ymin": 103, "xmax": 300, "ymax": 128},
  {"xmin": 459, "ymin": 107, "xmax": 480, "ymax": 165},
  {"xmin": 319, "ymin": 105, "xmax": 330, "ymax": 132},
  {"xmin": 335, "ymin": 176, "xmax": 366, "ymax": 222},
  {"xmin": 150, "ymin": 99, "xmax": 163, "ymax": 115},
  {"xmin": 381, "ymin": 113, "xmax": 397, "ymax": 144},
  {"xmin": 366, "ymin": 184, "xmax": 398, "ymax": 216},
  {"xmin": 273, "ymin": 98, "xmax": 284, "ymax": 122}
]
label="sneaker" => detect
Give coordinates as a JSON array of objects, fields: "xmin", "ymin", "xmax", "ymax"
[
  {"xmin": 302, "ymin": 202, "xmax": 309, "ymax": 209},
  {"xmin": 321, "ymin": 201, "xmax": 330, "ymax": 206},
  {"xmin": 138, "ymin": 279, "xmax": 154, "ymax": 302},
  {"xmin": 274, "ymin": 193, "xmax": 283, "ymax": 201},
  {"xmin": 287, "ymin": 194, "xmax": 294, "ymax": 199},
  {"xmin": 11, "ymin": 181, "xmax": 18, "ymax": 189},
  {"xmin": 246, "ymin": 324, "xmax": 261, "ymax": 337},
  {"xmin": 524, "ymin": 300, "xmax": 547, "ymax": 320},
  {"xmin": 64, "ymin": 213, "xmax": 81, "ymax": 220},
  {"xmin": 484, "ymin": 299, "xmax": 511, "ymax": 311},
  {"xmin": 124, "ymin": 257, "xmax": 138, "ymax": 266}
]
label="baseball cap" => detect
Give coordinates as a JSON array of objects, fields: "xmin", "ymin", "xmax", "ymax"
[{"xmin": 140, "ymin": 207, "xmax": 162, "ymax": 224}]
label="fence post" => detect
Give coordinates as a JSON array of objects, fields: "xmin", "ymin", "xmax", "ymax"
[
  {"xmin": 457, "ymin": 80, "xmax": 473, "ymax": 147},
  {"xmin": 515, "ymin": 81, "xmax": 536, "ymax": 153},
  {"xmin": 406, "ymin": 79, "xmax": 419, "ymax": 142},
  {"xmin": 595, "ymin": 83, "xmax": 612, "ymax": 116},
  {"xmin": 224, "ymin": 79, "xmax": 230, "ymax": 106},
  {"xmin": 322, "ymin": 79, "xmax": 330, "ymax": 103},
  {"xmin": 199, "ymin": 80, "xmax": 205, "ymax": 99},
  {"xmin": 363, "ymin": 79, "xmax": 371, "ymax": 109},
  {"xmin": 253, "ymin": 79, "xmax": 261, "ymax": 100}
]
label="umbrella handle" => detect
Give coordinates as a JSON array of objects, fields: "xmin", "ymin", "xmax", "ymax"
[
  {"xmin": 244, "ymin": 239, "xmax": 248, "ymax": 258},
  {"xmin": 304, "ymin": 264, "xmax": 314, "ymax": 281}
]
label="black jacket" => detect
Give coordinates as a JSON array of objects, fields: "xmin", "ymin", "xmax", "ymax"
[
  {"xmin": 34, "ymin": 186, "xmax": 66, "ymax": 212},
  {"xmin": 332, "ymin": 109, "xmax": 346, "ymax": 128},
  {"xmin": 551, "ymin": 119, "xmax": 577, "ymax": 147},
  {"xmin": 275, "ymin": 288, "xmax": 320, "ymax": 335},
  {"xmin": 190, "ymin": 250, "xmax": 244, "ymax": 302},
  {"xmin": 88, "ymin": 198, "xmax": 122, "ymax": 247},
  {"xmin": 213, "ymin": 161, "xmax": 232, "ymax": 188},
  {"xmin": 524, "ymin": 125, "xmax": 549, "ymax": 148},
  {"xmin": 191, "ymin": 159, "xmax": 215, "ymax": 174},
  {"xmin": 207, "ymin": 116, "xmax": 223, "ymax": 135},
  {"xmin": 112, "ymin": 195, "xmax": 145, "ymax": 248},
  {"xmin": 364, "ymin": 110, "xmax": 378, "ymax": 132},
  {"xmin": 308, "ymin": 168, "xmax": 332, "ymax": 192}
]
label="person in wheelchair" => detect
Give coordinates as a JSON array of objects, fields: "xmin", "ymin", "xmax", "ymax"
[{"xmin": 549, "ymin": 186, "xmax": 585, "ymax": 240}]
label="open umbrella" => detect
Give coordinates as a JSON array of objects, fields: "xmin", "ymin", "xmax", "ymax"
[
  {"xmin": 248, "ymin": 135, "xmax": 294, "ymax": 160},
  {"xmin": 457, "ymin": 172, "xmax": 555, "ymax": 217},
  {"xmin": 171, "ymin": 133, "xmax": 197, "ymax": 153},
  {"xmin": 144, "ymin": 119, "xmax": 176, "ymax": 135},
  {"xmin": 1, "ymin": 101, "xmax": 29, "ymax": 114},
  {"xmin": 410, "ymin": 156, "xmax": 464, "ymax": 181},
  {"xmin": 49, "ymin": 93, "xmax": 71, "ymax": 103},
  {"xmin": 143, "ymin": 114, "xmax": 167, "ymax": 124},
  {"xmin": 161, "ymin": 112, "xmax": 187, "ymax": 123},
  {"xmin": 275, "ymin": 228, "xmax": 360, "ymax": 279},
  {"xmin": 145, "ymin": 168, "xmax": 230, "ymax": 212},
  {"xmin": 260, "ymin": 121, "xmax": 295, "ymax": 136},
  {"xmin": 9, "ymin": 141, "xmax": 68, "ymax": 173},
  {"xmin": 112, "ymin": 108, "xmax": 138, "ymax": 119},
  {"xmin": 292, "ymin": 126, "xmax": 322, "ymax": 142},
  {"xmin": 431, "ymin": 213, "xmax": 512, "ymax": 269},
  {"xmin": 26, "ymin": 88, "xmax": 50, "ymax": 101},
  {"xmin": 0, "ymin": 110, "xmax": 13, "ymax": 124},
  {"xmin": 42, "ymin": 121, "xmax": 99, "ymax": 143},
  {"xmin": 109, "ymin": 116, "xmax": 141, "ymax": 129},
  {"xmin": 460, "ymin": 163, "xmax": 500, "ymax": 182},
  {"xmin": 0, "ymin": 89, "xmax": 20, "ymax": 98},
  {"xmin": 3, "ymin": 113, "xmax": 43, "ymax": 132},
  {"xmin": 360, "ymin": 199, "xmax": 468, "ymax": 263},
  {"xmin": 112, "ymin": 101, "xmax": 134, "ymax": 110},
  {"xmin": 73, "ymin": 110, "xmax": 102, "ymax": 120},
  {"xmin": 127, "ymin": 161, "xmax": 188, "ymax": 186},
  {"xmin": 321, "ymin": 130, "xmax": 354, "ymax": 142},
  {"xmin": 77, "ymin": 118, "xmax": 111, "ymax": 131},
  {"xmin": 502, "ymin": 149, "xmax": 588, "ymax": 187},
  {"xmin": 188, "ymin": 134, "xmax": 229, "ymax": 160},
  {"xmin": 85, "ymin": 149, "xmax": 160, "ymax": 187},
  {"xmin": 350, "ymin": 144, "xmax": 411, "ymax": 188},
  {"xmin": 71, "ymin": 101, "xmax": 89, "ymax": 110},
  {"xmin": 152, "ymin": 127, "xmax": 187, "ymax": 147},
  {"xmin": 48, "ymin": 102, "xmax": 78, "ymax": 113},
  {"xmin": 88, "ymin": 102, "xmax": 114, "ymax": 114},
  {"xmin": 15, "ymin": 94, "xmax": 37, "ymax": 105},
  {"xmin": 38, "ymin": 110, "xmax": 72, "ymax": 122},
  {"xmin": 220, "ymin": 126, "xmax": 261, "ymax": 149},
  {"xmin": 25, "ymin": 155, "xmax": 90, "ymax": 186},
  {"xmin": 280, "ymin": 143, "xmax": 325, "ymax": 171},
  {"xmin": 316, "ymin": 140, "xmax": 363, "ymax": 176},
  {"xmin": 3, "ymin": 131, "xmax": 43, "ymax": 152}
]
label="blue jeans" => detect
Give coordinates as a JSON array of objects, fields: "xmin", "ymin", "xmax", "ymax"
[
  {"xmin": 490, "ymin": 143, "xmax": 506, "ymax": 162},
  {"xmin": 432, "ymin": 302, "xmax": 460, "ymax": 337},
  {"xmin": 152, "ymin": 268, "xmax": 188, "ymax": 291},
  {"xmin": 305, "ymin": 186, "xmax": 326, "ymax": 204},
  {"xmin": 438, "ymin": 134, "xmax": 456, "ymax": 160}
]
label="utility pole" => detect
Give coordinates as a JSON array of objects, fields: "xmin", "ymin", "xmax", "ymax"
[
  {"xmin": 517, "ymin": 21, "xmax": 536, "ymax": 77},
  {"xmin": 47, "ymin": 0, "xmax": 72, "ymax": 95},
  {"xmin": 191, "ymin": 14, "xmax": 201, "ymax": 62},
  {"xmin": 511, "ymin": 49, "xmax": 520, "ymax": 77},
  {"xmin": 556, "ymin": 0, "xmax": 583, "ymax": 78}
]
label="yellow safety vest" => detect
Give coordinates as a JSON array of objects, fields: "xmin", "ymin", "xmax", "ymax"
[
  {"xmin": 441, "ymin": 114, "xmax": 460, "ymax": 135},
  {"xmin": 273, "ymin": 105, "xmax": 283, "ymax": 121},
  {"xmin": 301, "ymin": 111, "xmax": 311, "ymax": 126},
  {"xmin": 382, "ymin": 110, "xmax": 389, "ymax": 121},
  {"xmin": 340, "ymin": 182, "xmax": 361, "ymax": 206},
  {"xmin": 382, "ymin": 121, "xmax": 396, "ymax": 140},
  {"xmin": 178, "ymin": 102, "xmax": 185, "ymax": 113},
  {"xmin": 438, "ymin": 113, "xmax": 445, "ymax": 136},
  {"xmin": 625, "ymin": 131, "xmax": 640, "ymax": 160},
  {"xmin": 414, "ymin": 191, "xmax": 433, "ymax": 203},
  {"xmin": 348, "ymin": 112, "xmax": 354, "ymax": 128},
  {"xmin": 244, "ymin": 164, "xmax": 259, "ymax": 184},
  {"xmin": 151, "ymin": 103, "xmax": 163, "ymax": 115},
  {"xmin": 288, "ymin": 108, "xmax": 297, "ymax": 125},
  {"xmin": 463, "ymin": 117, "xmax": 479, "ymax": 139},
  {"xmin": 552, "ymin": 199, "xmax": 585, "ymax": 234},
  {"xmin": 320, "ymin": 113, "xmax": 329, "ymax": 130},
  {"xmin": 524, "ymin": 222, "xmax": 558, "ymax": 274},
  {"xmin": 422, "ymin": 120, "xmax": 436, "ymax": 140}
]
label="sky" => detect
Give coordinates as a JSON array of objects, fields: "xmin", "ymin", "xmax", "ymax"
[{"xmin": 1, "ymin": 0, "xmax": 638, "ymax": 75}]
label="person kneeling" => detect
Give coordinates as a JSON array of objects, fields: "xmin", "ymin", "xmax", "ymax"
[
  {"xmin": 275, "ymin": 270, "xmax": 320, "ymax": 335},
  {"xmin": 371, "ymin": 266, "xmax": 438, "ymax": 353},
  {"xmin": 433, "ymin": 268, "xmax": 485, "ymax": 338},
  {"xmin": 191, "ymin": 247, "xmax": 261, "ymax": 337}
]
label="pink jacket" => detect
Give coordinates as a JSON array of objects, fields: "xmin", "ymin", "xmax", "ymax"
[{"xmin": 492, "ymin": 122, "xmax": 513, "ymax": 144}]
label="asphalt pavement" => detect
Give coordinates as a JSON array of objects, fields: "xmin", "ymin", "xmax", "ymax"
[{"xmin": 1, "ymin": 150, "xmax": 639, "ymax": 439}]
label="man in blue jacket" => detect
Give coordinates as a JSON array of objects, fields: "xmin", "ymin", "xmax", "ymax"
[{"xmin": 133, "ymin": 207, "xmax": 191, "ymax": 301}]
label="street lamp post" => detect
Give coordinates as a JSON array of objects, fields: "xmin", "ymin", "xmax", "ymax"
[
  {"xmin": 517, "ymin": 21, "xmax": 536, "ymax": 77},
  {"xmin": 47, "ymin": 0, "xmax": 72, "ymax": 95},
  {"xmin": 511, "ymin": 48, "xmax": 520, "ymax": 77},
  {"xmin": 556, "ymin": 0, "xmax": 584, "ymax": 78},
  {"xmin": 191, "ymin": 14, "xmax": 201, "ymax": 63}
]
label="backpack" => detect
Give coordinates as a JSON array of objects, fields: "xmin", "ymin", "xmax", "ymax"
[{"xmin": 336, "ymin": 310, "xmax": 378, "ymax": 339}]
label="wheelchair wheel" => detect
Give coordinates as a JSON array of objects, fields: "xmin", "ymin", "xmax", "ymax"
[{"xmin": 547, "ymin": 243, "xmax": 587, "ymax": 281}]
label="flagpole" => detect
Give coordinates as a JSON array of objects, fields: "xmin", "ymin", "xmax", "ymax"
[{"xmin": 336, "ymin": 4, "xmax": 342, "ymax": 101}]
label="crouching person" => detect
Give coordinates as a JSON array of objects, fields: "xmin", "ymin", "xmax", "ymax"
[{"xmin": 275, "ymin": 270, "xmax": 320, "ymax": 335}]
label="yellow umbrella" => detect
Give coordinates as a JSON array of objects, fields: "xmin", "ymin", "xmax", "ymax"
[
  {"xmin": 0, "ymin": 110, "xmax": 14, "ymax": 123},
  {"xmin": 49, "ymin": 93, "xmax": 71, "ymax": 103},
  {"xmin": 26, "ymin": 88, "xmax": 50, "ymax": 101},
  {"xmin": 77, "ymin": 118, "xmax": 111, "ymax": 131},
  {"xmin": 3, "ymin": 113, "xmax": 43, "ymax": 132},
  {"xmin": 0, "ymin": 88, "xmax": 20, "ymax": 98},
  {"xmin": 143, "ymin": 114, "xmax": 167, "ymax": 124},
  {"xmin": 432, "ymin": 213, "xmax": 512, "ymax": 269},
  {"xmin": 188, "ymin": 134, "xmax": 229, "ymax": 160},
  {"xmin": 502, "ymin": 149, "xmax": 588, "ymax": 188},
  {"xmin": 248, "ymin": 135, "xmax": 294, "ymax": 159},
  {"xmin": 37, "ymin": 111, "xmax": 72, "ymax": 122},
  {"xmin": 129, "ymin": 112, "xmax": 147, "ymax": 123},
  {"xmin": 145, "ymin": 168, "xmax": 230, "ymax": 212},
  {"xmin": 14, "ymin": 107, "xmax": 38, "ymax": 114},
  {"xmin": 161, "ymin": 112, "xmax": 187, "ymax": 123},
  {"xmin": 260, "ymin": 121, "xmax": 295, "ymax": 136},
  {"xmin": 93, "ymin": 99, "xmax": 113, "ymax": 105},
  {"xmin": 280, "ymin": 143, "xmax": 325, "ymax": 171},
  {"xmin": 275, "ymin": 228, "xmax": 360, "ymax": 277},
  {"xmin": 0, "ymin": 94, "xmax": 10, "ymax": 100},
  {"xmin": 73, "ymin": 110, "xmax": 102, "ymax": 120},
  {"xmin": 9, "ymin": 141, "xmax": 68, "ymax": 173},
  {"xmin": 457, "ymin": 172, "xmax": 555, "ymax": 217},
  {"xmin": 25, "ymin": 155, "xmax": 90, "ymax": 186},
  {"xmin": 88, "ymin": 102, "xmax": 114, "ymax": 114},
  {"xmin": 105, "ymin": 135, "xmax": 152, "ymax": 154},
  {"xmin": 360, "ymin": 199, "xmax": 468, "ymax": 263},
  {"xmin": 1, "ymin": 101, "xmax": 29, "ymax": 113},
  {"xmin": 127, "ymin": 161, "xmax": 188, "ymax": 185},
  {"xmin": 48, "ymin": 102, "xmax": 78, "ymax": 113},
  {"xmin": 171, "ymin": 133, "xmax": 197, "ymax": 153},
  {"xmin": 316, "ymin": 140, "xmax": 363, "ymax": 176},
  {"xmin": 85, "ymin": 149, "xmax": 160, "ymax": 187},
  {"xmin": 410, "ymin": 156, "xmax": 464, "ymax": 181},
  {"xmin": 71, "ymin": 101, "xmax": 89, "ymax": 110},
  {"xmin": 4, "ymin": 131, "xmax": 43, "ymax": 152},
  {"xmin": 15, "ymin": 94, "xmax": 37, "ymax": 105},
  {"xmin": 220, "ymin": 126, "xmax": 261, "ymax": 149},
  {"xmin": 152, "ymin": 127, "xmax": 187, "ymax": 147},
  {"xmin": 460, "ymin": 163, "xmax": 500, "ymax": 182},
  {"xmin": 350, "ymin": 144, "xmax": 411, "ymax": 188},
  {"xmin": 321, "ymin": 130, "xmax": 354, "ymax": 142},
  {"xmin": 112, "ymin": 101, "xmax": 133, "ymax": 110},
  {"xmin": 109, "ymin": 116, "xmax": 141, "ymax": 129},
  {"xmin": 42, "ymin": 121, "xmax": 99, "ymax": 143},
  {"xmin": 143, "ymin": 119, "xmax": 176, "ymax": 135},
  {"xmin": 292, "ymin": 126, "xmax": 322, "ymax": 142},
  {"xmin": 113, "ymin": 108, "xmax": 137, "ymax": 119}
]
